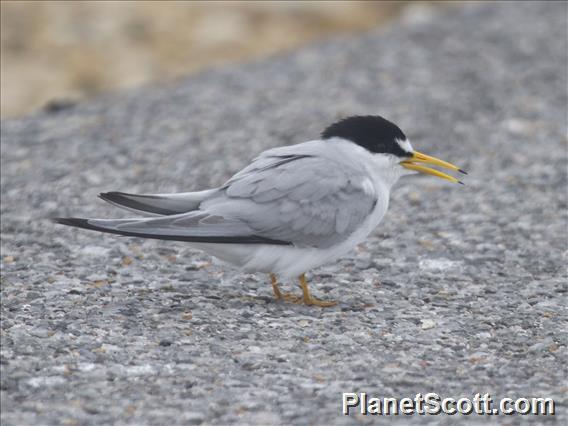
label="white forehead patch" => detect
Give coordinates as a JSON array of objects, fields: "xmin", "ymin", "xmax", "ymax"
[{"xmin": 397, "ymin": 138, "xmax": 414, "ymax": 153}]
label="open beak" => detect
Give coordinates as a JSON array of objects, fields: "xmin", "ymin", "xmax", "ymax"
[{"xmin": 400, "ymin": 151, "xmax": 467, "ymax": 184}]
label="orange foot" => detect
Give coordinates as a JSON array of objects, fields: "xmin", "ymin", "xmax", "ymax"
[{"xmin": 268, "ymin": 273, "xmax": 337, "ymax": 307}]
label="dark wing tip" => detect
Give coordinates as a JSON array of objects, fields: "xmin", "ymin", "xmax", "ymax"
[
  {"xmin": 52, "ymin": 217, "xmax": 98, "ymax": 231},
  {"xmin": 52, "ymin": 217, "xmax": 86, "ymax": 226},
  {"xmin": 98, "ymin": 191, "xmax": 178, "ymax": 215},
  {"xmin": 99, "ymin": 191, "xmax": 163, "ymax": 201},
  {"xmin": 99, "ymin": 191, "xmax": 125, "ymax": 202}
]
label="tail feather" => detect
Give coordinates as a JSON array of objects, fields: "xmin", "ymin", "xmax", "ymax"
[{"xmin": 99, "ymin": 189, "xmax": 218, "ymax": 216}]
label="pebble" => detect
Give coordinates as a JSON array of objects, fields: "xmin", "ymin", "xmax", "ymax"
[{"xmin": 420, "ymin": 319, "xmax": 436, "ymax": 330}]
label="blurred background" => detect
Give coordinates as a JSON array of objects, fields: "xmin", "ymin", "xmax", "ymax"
[{"xmin": 1, "ymin": 1, "xmax": 451, "ymax": 118}]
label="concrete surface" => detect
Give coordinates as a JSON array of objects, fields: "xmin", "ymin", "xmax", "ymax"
[{"xmin": 1, "ymin": 2, "xmax": 566, "ymax": 425}]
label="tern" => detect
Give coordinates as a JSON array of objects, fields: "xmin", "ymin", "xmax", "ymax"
[{"xmin": 55, "ymin": 115, "xmax": 465, "ymax": 307}]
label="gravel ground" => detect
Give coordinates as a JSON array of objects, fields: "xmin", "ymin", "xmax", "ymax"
[{"xmin": 1, "ymin": 2, "xmax": 566, "ymax": 425}]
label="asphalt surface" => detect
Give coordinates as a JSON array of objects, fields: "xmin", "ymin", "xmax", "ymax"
[{"xmin": 1, "ymin": 2, "xmax": 567, "ymax": 425}]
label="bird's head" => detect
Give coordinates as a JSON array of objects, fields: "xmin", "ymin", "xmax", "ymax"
[{"xmin": 322, "ymin": 115, "xmax": 466, "ymax": 184}]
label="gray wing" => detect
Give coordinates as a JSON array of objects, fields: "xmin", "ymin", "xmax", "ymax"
[
  {"xmin": 200, "ymin": 148, "xmax": 378, "ymax": 248},
  {"xmin": 56, "ymin": 142, "xmax": 377, "ymax": 247}
]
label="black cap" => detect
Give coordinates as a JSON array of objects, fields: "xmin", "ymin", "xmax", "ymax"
[{"xmin": 322, "ymin": 115, "xmax": 410, "ymax": 157}]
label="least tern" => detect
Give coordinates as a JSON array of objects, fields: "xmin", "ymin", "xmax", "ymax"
[{"xmin": 55, "ymin": 115, "xmax": 465, "ymax": 307}]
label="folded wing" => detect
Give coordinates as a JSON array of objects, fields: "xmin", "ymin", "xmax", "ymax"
[
  {"xmin": 54, "ymin": 212, "xmax": 291, "ymax": 245},
  {"xmin": 201, "ymin": 146, "xmax": 378, "ymax": 248}
]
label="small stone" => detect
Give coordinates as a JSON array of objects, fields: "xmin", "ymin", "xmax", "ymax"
[
  {"xmin": 421, "ymin": 319, "xmax": 436, "ymax": 330},
  {"xmin": 28, "ymin": 327, "xmax": 53, "ymax": 338},
  {"xmin": 80, "ymin": 246, "xmax": 111, "ymax": 258},
  {"xmin": 122, "ymin": 256, "xmax": 133, "ymax": 266},
  {"xmin": 185, "ymin": 261, "xmax": 210, "ymax": 270},
  {"xmin": 184, "ymin": 412, "xmax": 205, "ymax": 425}
]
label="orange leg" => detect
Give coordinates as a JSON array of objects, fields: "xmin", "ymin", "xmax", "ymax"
[
  {"xmin": 299, "ymin": 273, "xmax": 337, "ymax": 307},
  {"xmin": 270, "ymin": 273, "xmax": 301, "ymax": 303}
]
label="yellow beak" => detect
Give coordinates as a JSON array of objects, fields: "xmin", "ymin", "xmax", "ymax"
[{"xmin": 400, "ymin": 151, "xmax": 466, "ymax": 184}]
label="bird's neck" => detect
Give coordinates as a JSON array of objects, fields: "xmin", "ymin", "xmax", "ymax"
[{"xmin": 367, "ymin": 157, "xmax": 402, "ymax": 192}]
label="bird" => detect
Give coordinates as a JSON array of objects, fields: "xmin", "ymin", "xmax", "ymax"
[{"xmin": 55, "ymin": 115, "xmax": 465, "ymax": 307}]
